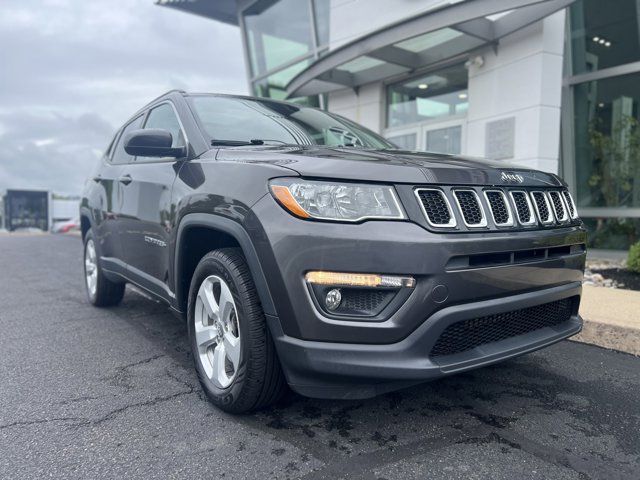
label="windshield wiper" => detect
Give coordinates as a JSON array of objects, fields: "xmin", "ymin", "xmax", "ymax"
[{"xmin": 211, "ymin": 139, "xmax": 264, "ymax": 146}]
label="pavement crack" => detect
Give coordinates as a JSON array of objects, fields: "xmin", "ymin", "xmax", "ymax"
[
  {"xmin": 73, "ymin": 388, "xmax": 196, "ymax": 427},
  {"xmin": 116, "ymin": 353, "xmax": 167, "ymax": 371},
  {"xmin": 0, "ymin": 417, "xmax": 85, "ymax": 431}
]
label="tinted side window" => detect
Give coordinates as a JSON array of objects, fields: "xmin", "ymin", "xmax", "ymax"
[
  {"xmin": 144, "ymin": 103, "xmax": 186, "ymax": 148},
  {"xmin": 111, "ymin": 115, "xmax": 144, "ymax": 164}
]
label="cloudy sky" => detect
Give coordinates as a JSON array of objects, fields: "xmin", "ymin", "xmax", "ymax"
[{"xmin": 0, "ymin": 0, "xmax": 246, "ymax": 195}]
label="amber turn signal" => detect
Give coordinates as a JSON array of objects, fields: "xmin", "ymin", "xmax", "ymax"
[{"xmin": 270, "ymin": 185, "xmax": 310, "ymax": 218}]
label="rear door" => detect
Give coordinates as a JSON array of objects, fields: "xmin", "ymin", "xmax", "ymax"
[{"xmin": 118, "ymin": 102, "xmax": 187, "ymax": 299}]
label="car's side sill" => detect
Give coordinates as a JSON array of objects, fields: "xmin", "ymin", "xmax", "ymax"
[{"xmin": 101, "ymin": 256, "xmax": 176, "ymax": 307}]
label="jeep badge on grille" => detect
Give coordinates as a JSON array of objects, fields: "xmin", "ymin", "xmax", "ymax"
[{"xmin": 500, "ymin": 172, "xmax": 524, "ymax": 183}]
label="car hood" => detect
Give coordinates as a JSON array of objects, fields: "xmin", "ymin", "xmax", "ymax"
[{"xmin": 215, "ymin": 146, "xmax": 563, "ymax": 187}]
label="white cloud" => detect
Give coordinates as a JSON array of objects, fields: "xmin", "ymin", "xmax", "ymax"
[{"xmin": 0, "ymin": 0, "xmax": 247, "ymax": 194}]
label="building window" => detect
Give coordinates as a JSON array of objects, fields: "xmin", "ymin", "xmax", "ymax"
[
  {"xmin": 573, "ymin": 72, "xmax": 640, "ymax": 210},
  {"xmin": 386, "ymin": 63, "xmax": 468, "ymax": 128},
  {"xmin": 426, "ymin": 125, "xmax": 462, "ymax": 155},
  {"xmin": 581, "ymin": 218, "xmax": 640, "ymax": 250},
  {"xmin": 569, "ymin": 0, "xmax": 640, "ymax": 75},
  {"xmin": 312, "ymin": 0, "xmax": 330, "ymax": 47},
  {"xmin": 244, "ymin": 0, "xmax": 314, "ymax": 76},
  {"xmin": 565, "ymin": 0, "xmax": 640, "ymax": 249},
  {"xmin": 387, "ymin": 133, "xmax": 417, "ymax": 150},
  {"xmin": 242, "ymin": 0, "xmax": 330, "ymax": 107},
  {"xmin": 253, "ymin": 60, "xmax": 318, "ymax": 105}
]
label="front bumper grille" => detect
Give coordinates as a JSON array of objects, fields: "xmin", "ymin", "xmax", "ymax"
[
  {"xmin": 429, "ymin": 298, "xmax": 575, "ymax": 358},
  {"xmin": 415, "ymin": 186, "xmax": 579, "ymax": 232}
]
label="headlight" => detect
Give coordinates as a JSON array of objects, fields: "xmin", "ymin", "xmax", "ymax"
[{"xmin": 270, "ymin": 179, "xmax": 405, "ymax": 222}]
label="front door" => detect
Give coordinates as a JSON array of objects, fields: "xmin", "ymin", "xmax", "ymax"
[
  {"xmin": 118, "ymin": 102, "xmax": 187, "ymax": 299},
  {"xmin": 94, "ymin": 115, "xmax": 145, "ymax": 265}
]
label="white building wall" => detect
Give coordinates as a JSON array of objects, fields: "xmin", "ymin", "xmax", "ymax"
[
  {"xmin": 465, "ymin": 11, "xmax": 566, "ymax": 173},
  {"xmin": 327, "ymin": 83, "xmax": 384, "ymax": 132}
]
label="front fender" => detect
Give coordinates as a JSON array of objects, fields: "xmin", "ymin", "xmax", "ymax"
[{"xmin": 173, "ymin": 213, "xmax": 277, "ymax": 317}]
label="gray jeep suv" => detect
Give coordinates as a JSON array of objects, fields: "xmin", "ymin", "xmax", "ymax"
[{"xmin": 81, "ymin": 91, "xmax": 585, "ymax": 413}]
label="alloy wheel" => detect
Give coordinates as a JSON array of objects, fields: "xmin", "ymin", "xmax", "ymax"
[
  {"xmin": 194, "ymin": 275, "xmax": 241, "ymax": 388},
  {"xmin": 85, "ymin": 239, "xmax": 98, "ymax": 297}
]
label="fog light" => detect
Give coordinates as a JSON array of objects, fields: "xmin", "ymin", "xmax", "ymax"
[{"xmin": 325, "ymin": 289, "xmax": 342, "ymax": 311}]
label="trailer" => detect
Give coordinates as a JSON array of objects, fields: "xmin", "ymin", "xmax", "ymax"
[{"xmin": 3, "ymin": 190, "xmax": 50, "ymax": 232}]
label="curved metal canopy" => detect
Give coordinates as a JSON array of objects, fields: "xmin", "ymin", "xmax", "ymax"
[
  {"xmin": 286, "ymin": 0, "xmax": 575, "ymax": 98},
  {"xmin": 156, "ymin": 0, "xmax": 239, "ymax": 25}
]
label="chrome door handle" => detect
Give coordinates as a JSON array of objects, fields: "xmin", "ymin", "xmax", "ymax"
[{"xmin": 119, "ymin": 174, "xmax": 133, "ymax": 186}]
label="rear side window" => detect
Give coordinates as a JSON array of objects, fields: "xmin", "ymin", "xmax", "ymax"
[
  {"xmin": 111, "ymin": 115, "xmax": 144, "ymax": 164},
  {"xmin": 143, "ymin": 103, "xmax": 186, "ymax": 148}
]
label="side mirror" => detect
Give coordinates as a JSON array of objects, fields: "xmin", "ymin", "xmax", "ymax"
[{"xmin": 124, "ymin": 129, "xmax": 186, "ymax": 158}]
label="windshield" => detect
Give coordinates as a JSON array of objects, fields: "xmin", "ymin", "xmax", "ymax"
[{"xmin": 188, "ymin": 95, "xmax": 394, "ymax": 149}]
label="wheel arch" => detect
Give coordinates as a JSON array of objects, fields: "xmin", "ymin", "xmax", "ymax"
[
  {"xmin": 79, "ymin": 207, "xmax": 92, "ymax": 241},
  {"xmin": 174, "ymin": 213, "xmax": 276, "ymax": 319}
]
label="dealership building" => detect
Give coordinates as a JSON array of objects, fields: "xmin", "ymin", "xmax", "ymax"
[{"xmin": 159, "ymin": 0, "xmax": 640, "ymax": 250}]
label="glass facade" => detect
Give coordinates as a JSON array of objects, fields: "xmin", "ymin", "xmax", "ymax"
[
  {"xmin": 386, "ymin": 63, "xmax": 468, "ymax": 128},
  {"xmin": 242, "ymin": 0, "xmax": 329, "ymax": 106},
  {"xmin": 569, "ymin": 0, "xmax": 640, "ymax": 75},
  {"xmin": 566, "ymin": 0, "xmax": 640, "ymax": 249},
  {"xmin": 572, "ymin": 73, "xmax": 640, "ymax": 210}
]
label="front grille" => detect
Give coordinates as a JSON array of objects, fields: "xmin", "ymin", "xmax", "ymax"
[
  {"xmin": 416, "ymin": 189, "xmax": 455, "ymax": 227},
  {"xmin": 548, "ymin": 191, "xmax": 568, "ymax": 222},
  {"xmin": 531, "ymin": 191, "xmax": 552, "ymax": 224},
  {"xmin": 484, "ymin": 190, "xmax": 511, "ymax": 225},
  {"xmin": 454, "ymin": 190, "xmax": 485, "ymax": 226},
  {"xmin": 430, "ymin": 298, "xmax": 574, "ymax": 358},
  {"xmin": 414, "ymin": 186, "xmax": 580, "ymax": 232}
]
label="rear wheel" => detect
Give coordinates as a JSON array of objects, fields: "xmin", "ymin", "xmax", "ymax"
[
  {"xmin": 84, "ymin": 231, "xmax": 125, "ymax": 307},
  {"xmin": 188, "ymin": 248, "xmax": 286, "ymax": 413}
]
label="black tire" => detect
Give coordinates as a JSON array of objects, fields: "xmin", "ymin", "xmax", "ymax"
[
  {"xmin": 83, "ymin": 231, "xmax": 125, "ymax": 307},
  {"xmin": 187, "ymin": 248, "xmax": 286, "ymax": 413}
]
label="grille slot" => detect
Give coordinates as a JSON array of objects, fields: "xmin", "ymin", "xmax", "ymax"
[
  {"xmin": 453, "ymin": 190, "xmax": 486, "ymax": 227},
  {"xmin": 415, "ymin": 189, "xmax": 456, "ymax": 228},
  {"xmin": 430, "ymin": 298, "xmax": 574, "ymax": 357},
  {"xmin": 484, "ymin": 190, "xmax": 512, "ymax": 226},
  {"xmin": 562, "ymin": 190, "xmax": 577, "ymax": 218},
  {"xmin": 548, "ymin": 191, "xmax": 568, "ymax": 222},
  {"xmin": 509, "ymin": 191, "xmax": 536, "ymax": 226},
  {"xmin": 531, "ymin": 191, "xmax": 553, "ymax": 224}
]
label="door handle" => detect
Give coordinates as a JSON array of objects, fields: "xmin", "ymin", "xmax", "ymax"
[
  {"xmin": 92, "ymin": 175, "xmax": 102, "ymax": 183},
  {"xmin": 119, "ymin": 174, "xmax": 133, "ymax": 186}
]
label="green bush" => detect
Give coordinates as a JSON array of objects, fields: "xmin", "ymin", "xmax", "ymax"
[{"xmin": 629, "ymin": 242, "xmax": 640, "ymax": 273}]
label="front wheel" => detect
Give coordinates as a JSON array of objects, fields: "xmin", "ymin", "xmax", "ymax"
[
  {"xmin": 187, "ymin": 248, "xmax": 286, "ymax": 413},
  {"xmin": 84, "ymin": 231, "xmax": 125, "ymax": 307}
]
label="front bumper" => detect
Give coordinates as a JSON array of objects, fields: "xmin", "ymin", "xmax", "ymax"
[
  {"xmin": 268, "ymin": 283, "xmax": 582, "ymax": 399},
  {"xmin": 247, "ymin": 195, "xmax": 586, "ymax": 398}
]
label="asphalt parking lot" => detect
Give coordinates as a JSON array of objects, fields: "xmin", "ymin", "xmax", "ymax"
[{"xmin": 1, "ymin": 234, "xmax": 639, "ymax": 479}]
